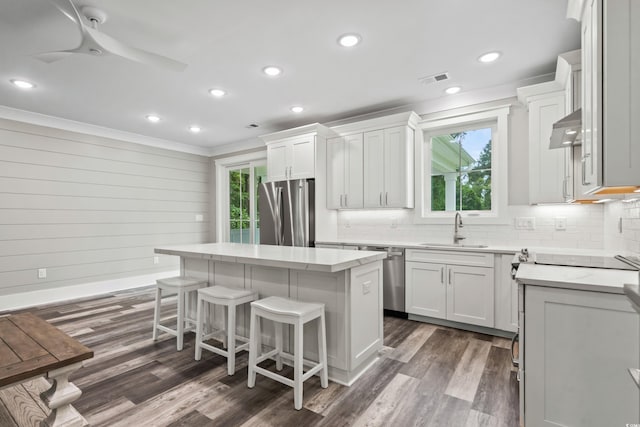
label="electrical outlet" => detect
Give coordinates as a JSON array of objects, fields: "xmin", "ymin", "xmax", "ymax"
[
  {"xmin": 195, "ymin": 214, "xmax": 203, "ymax": 222},
  {"xmin": 555, "ymin": 217, "xmax": 567, "ymax": 230},
  {"xmin": 515, "ymin": 217, "xmax": 536, "ymax": 230},
  {"xmin": 391, "ymin": 217, "xmax": 398, "ymax": 228},
  {"xmin": 38, "ymin": 268, "xmax": 47, "ymax": 279},
  {"xmin": 153, "ymin": 256, "xmax": 159, "ymax": 265},
  {"xmin": 345, "ymin": 219, "xmax": 351, "ymax": 228},
  {"xmin": 362, "ymin": 281, "xmax": 371, "ymax": 295}
]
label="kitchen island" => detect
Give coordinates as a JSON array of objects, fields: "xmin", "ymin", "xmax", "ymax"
[{"xmin": 154, "ymin": 243, "xmax": 386, "ymax": 385}]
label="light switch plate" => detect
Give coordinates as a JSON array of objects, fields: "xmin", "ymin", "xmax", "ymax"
[
  {"xmin": 38, "ymin": 268, "xmax": 47, "ymax": 279},
  {"xmin": 195, "ymin": 214, "xmax": 204, "ymax": 222},
  {"xmin": 153, "ymin": 256, "xmax": 159, "ymax": 265}
]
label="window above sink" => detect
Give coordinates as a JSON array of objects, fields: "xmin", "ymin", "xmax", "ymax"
[{"xmin": 414, "ymin": 105, "xmax": 511, "ymax": 225}]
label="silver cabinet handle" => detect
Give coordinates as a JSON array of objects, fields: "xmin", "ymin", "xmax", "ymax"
[
  {"xmin": 379, "ymin": 192, "xmax": 383, "ymax": 206},
  {"xmin": 440, "ymin": 267, "xmax": 444, "ymax": 283},
  {"xmin": 385, "ymin": 192, "xmax": 389, "ymax": 206},
  {"xmin": 448, "ymin": 269, "xmax": 452, "ymax": 285},
  {"xmin": 562, "ymin": 178, "xmax": 568, "ymax": 199},
  {"xmin": 340, "ymin": 194, "xmax": 343, "ymax": 207},
  {"xmin": 344, "ymin": 194, "xmax": 348, "ymax": 207},
  {"xmin": 285, "ymin": 167, "xmax": 288, "ymax": 178},
  {"xmin": 581, "ymin": 154, "xmax": 591, "ymax": 185}
]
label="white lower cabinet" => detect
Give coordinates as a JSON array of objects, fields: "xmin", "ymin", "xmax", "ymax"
[
  {"xmin": 524, "ymin": 285, "xmax": 640, "ymax": 426},
  {"xmin": 405, "ymin": 250, "xmax": 494, "ymax": 328}
]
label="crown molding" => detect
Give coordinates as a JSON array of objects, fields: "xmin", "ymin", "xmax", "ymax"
[{"xmin": 0, "ymin": 105, "xmax": 211, "ymax": 157}]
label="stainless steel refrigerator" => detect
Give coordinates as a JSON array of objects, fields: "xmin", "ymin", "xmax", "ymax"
[{"xmin": 258, "ymin": 179, "xmax": 315, "ymax": 247}]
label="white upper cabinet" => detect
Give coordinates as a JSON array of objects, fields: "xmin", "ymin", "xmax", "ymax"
[
  {"xmin": 578, "ymin": 0, "xmax": 640, "ymax": 193},
  {"xmin": 262, "ymin": 124, "xmax": 329, "ymax": 182},
  {"xmin": 518, "ymin": 85, "xmax": 568, "ymax": 204},
  {"xmin": 327, "ymin": 111, "xmax": 419, "ymax": 210},
  {"xmin": 363, "ymin": 126, "xmax": 414, "ymax": 208},
  {"xmin": 326, "ymin": 134, "xmax": 363, "ymax": 209}
]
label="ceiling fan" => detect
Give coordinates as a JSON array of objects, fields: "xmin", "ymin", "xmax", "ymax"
[{"xmin": 36, "ymin": 0, "xmax": 187, "ymax": 72}]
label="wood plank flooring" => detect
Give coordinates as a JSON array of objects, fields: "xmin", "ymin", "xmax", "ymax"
[{"xmin": 0, "ymin": 288, "xmax": 519, "ymax": 426}]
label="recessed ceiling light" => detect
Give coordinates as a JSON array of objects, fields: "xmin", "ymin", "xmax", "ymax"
[
  {"xmin": 478, "ymin": 51, "xmax": 501, "ymax": 63},
  {"xmin": 189, "ymin": 125, "xmax": 201, "ymax": 133},
  {"xmin": 445, "ymin": 86, "xmax": 461, "ymax": 95},
  {"xmin": 290, "ymin": 106, "xmax": 304, "ymax": 113},
  {"xmin": 337, "ymin": 33, "xmax": 361, "ymax": 48},
  {"xmin": 146, "ymin": 115, "xmax": 161, "ymax": 123},
  {"xmin": 262, "ymin": 66, "xmax": 282, "ymax": 77},
  {"xmin": 209, "ymin": 88, "xmax": 226, "ymax": 97},
  {"xmin": 10, "ymin": 79, "xmax": 35, "ymax": 89}
]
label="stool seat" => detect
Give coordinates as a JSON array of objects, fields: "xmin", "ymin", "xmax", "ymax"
[
  {"xmin": 157, "ymin": 276, "xmax": 206, "ymax": 288},
  {"xmin": 251, "ymin": 296, "xmax": 323, "ymax": 317},
  {"xmin": 152, "ymin": 276, "xmax": 208, "ymax": 351},
  {"xmin": 195, "ymin": 286, "xmax": 258, "ymax": 375},
  {"xmin": 248, "ymin": 297, "xmax": 328, "ymax": 410},
  {"xmin": 199, "ymin": 286, "xmax": 256, "ymax": 301}
]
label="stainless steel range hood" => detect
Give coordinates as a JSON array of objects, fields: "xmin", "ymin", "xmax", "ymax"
[{"xmin": 549, "ymin": 108, "xmax": 581, "ymax": 149}]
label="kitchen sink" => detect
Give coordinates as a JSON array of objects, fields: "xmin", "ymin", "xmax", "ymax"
[{"xmin": 419, "ymin": 243, "xmax": 489, "ymax": 249}]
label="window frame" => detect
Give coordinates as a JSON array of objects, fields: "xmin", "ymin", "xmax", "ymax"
[
  {"xmin": 215, "ymin": 151, "xmax": 267, "ymax": 243},
  {"xmin": 414, "ymin": 105, "xmax": 510, "ymax": 224}
]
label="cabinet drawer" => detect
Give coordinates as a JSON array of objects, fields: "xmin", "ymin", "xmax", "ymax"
[{"xmin": 406, "ymin": 249, "xmax": 494, "ymax": 267}]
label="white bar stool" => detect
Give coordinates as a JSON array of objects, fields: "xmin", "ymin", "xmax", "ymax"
[
  {"xmin": 152, "ymin": 276, "xmax": 208, "ymax": 351},
  {"xmin": 194, "ymin": 286, "xmax": 259, "ymax": 375},
  {"xmin": 247, "ymin": 296, "xmax": 328, "ymax": 410}
]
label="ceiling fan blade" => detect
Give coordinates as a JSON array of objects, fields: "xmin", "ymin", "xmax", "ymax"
[
  {"xmin": 47, "ymin": 0, "xmax": 84, "ymax": 29},
  {"xmin": 34, "ymin": 51, "xmax": 76, "ymax": 63},
  {"xmin": 85, "ymin": 27, "xmax": 187, "ymax": 72}
]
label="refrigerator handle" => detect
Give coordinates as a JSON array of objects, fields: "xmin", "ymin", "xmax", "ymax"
[{"xmin": 275, "ymin": 186, "xmax": 283, "ymax": 245}]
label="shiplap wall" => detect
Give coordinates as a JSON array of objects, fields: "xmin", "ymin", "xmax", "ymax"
[{"xmin": 0, "ymin": 118, "xmax": 210, "ymax": 298}]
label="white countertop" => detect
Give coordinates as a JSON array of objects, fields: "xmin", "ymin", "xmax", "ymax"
[
  {"xmin": 155, "ymin": 243, "xmax": 387, "ymax": 273},
  {"xmin": 515, "ymin": 263, "xmax": 639, "ymax": 294},
  {"xmin": 317, "ymin": 239, "xmax": 632, "ymax": 257}
]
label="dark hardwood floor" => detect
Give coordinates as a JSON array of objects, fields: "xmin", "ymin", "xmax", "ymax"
[{"xmin": 0, "ymin": 288, "xmax": 519, "ymax": 426}]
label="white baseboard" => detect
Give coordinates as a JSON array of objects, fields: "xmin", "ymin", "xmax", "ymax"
[{"xmin": 0, "ymin": 270, "xmax": 180, "ymax": 312}]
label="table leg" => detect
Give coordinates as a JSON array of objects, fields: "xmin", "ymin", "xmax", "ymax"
[{"xmin": 40, "ymin": 362, "xmax": 88, "ymax": 427}]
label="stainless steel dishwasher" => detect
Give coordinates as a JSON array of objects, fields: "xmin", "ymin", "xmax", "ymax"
[{"xmin": 360, "ymin": 246, "xmax": 406, "ymax": 316}]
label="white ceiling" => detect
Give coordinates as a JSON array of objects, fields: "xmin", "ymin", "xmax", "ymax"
[{"xmin": 0, "ymin": 0, "xmax": 580, "ymax": 153}]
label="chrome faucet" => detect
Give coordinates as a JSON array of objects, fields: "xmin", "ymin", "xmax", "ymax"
[{"xmin": 454, "ymin": 211, "xmax": 465, "ymax": 244}]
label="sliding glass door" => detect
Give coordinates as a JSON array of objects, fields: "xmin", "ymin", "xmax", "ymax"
[{"xmin": 227, "ymin": 162, "xmax": 267, "ymax": 243}]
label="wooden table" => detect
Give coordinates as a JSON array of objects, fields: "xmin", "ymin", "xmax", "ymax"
[{"xmin": 0, "ymin": 313, "xmax": 93, "ymax": 427}]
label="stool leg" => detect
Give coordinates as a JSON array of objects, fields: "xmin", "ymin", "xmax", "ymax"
[
  {"xmin": 195, "ymin": 296, "xmax": 204, "ymax": 361},
  {"xmin": 177, "ymin": 288, "xmax": 185, "ymax": 351},
  {"xmin": 227, "ymin": 303, "xmax": 236, "ymax": 375},
  {"xmin": 221, "ymin": 305, "xmax": 228, "ymax": 349},
  {"xmin": 293, "ymin": 319, "xmax": 304, "ymax": 410},
  {"xmin": 275, "ymin": 322, "xmax": 283, "ymax": 371},
  {"xmin": 318, "ymin": 312, "xmax": 328, "ymax": 388},
  {"xmin": 247, "ymin": 308, "xmax": 258, "ymax": 388},
  {"xmin": 152, "ymin": 286, "xmax": 161, "ymax": 341}
]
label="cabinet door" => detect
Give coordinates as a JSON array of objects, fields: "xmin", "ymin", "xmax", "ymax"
[
  {"xmin": 344, "ymin": 133, "xmax": 364, "ymax": 208},
  {"xmin": 383, "ymin": 126, "xmax": 413, "ymax": 208},
  {"xmin": 267, "ymin": 142, "xmax": 289, "ymax": 181},
  {"xmin": 581, "ymin": 0, "xmax": 602, "ymax": 191},
  {"xmin": 528, "ymin": 93, "xmax": 567, "ymax": 204},
  {"xmin": 405, "ymin": 261, "xmax": 446, "ymax": 319},
  {"xmin": 290, "ymin": 136, "xmax": 315, "ymax": 179},
  {"xmin": 494, "ymin": 254, "xmax": 518, "ymax": 332},
  {"xmin": 446, "ymin": 265, "xmax": 494, "ymax": 327},
  {"xmin": 326, "ymin": 136, "xmax": 345, "ymax": 209},
  {"xmin": 363, "ymin": 130, "xmax": 385, "ymax": 207},
  {"xmin": 525, "ymin": 286, "xmax": 639, "ymax": 426}
]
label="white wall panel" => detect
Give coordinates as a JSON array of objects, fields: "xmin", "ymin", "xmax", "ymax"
[{"xmin": 0, "ymin": 118, "xmax": 210, "ymax": 298}]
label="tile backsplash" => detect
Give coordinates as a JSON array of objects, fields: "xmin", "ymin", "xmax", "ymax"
[{"xmin": 337, "ymin": 204, "xmax": 606, "ymax": 249}]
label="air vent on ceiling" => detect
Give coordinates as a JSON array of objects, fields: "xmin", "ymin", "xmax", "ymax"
[
  {"xmin": 418, "ymin": 72, "xmax": 450, "ymax": 85},
  {"xmin": 246, "ymin": 123, "xmax": 259, "ymax": 128}
]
